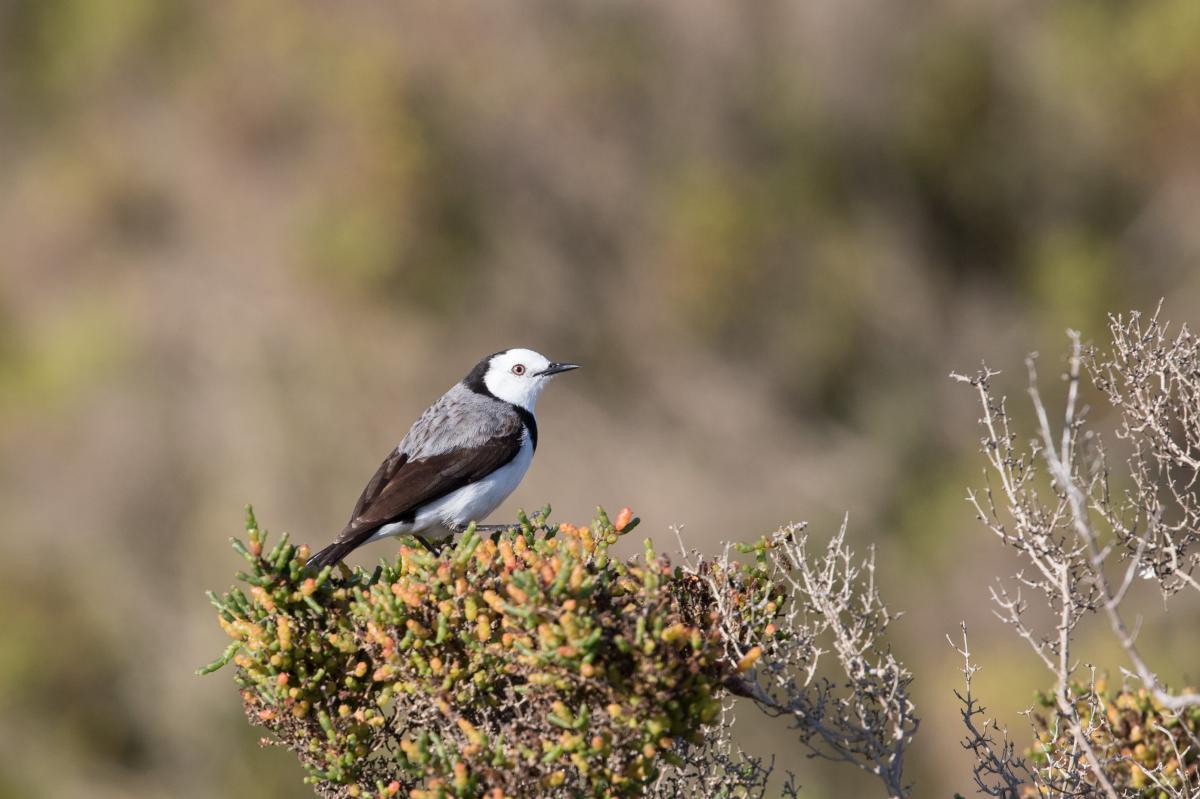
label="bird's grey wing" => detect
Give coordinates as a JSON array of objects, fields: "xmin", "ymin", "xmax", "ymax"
[
  {"xmin": 398, "ymin": 384, "xmax": 515, "ymax": 459},
  {"xmin": 307, "ymin": 390, "xmax": 525, "ymax": 570},
  {"xmin": 333, "ymin": 413, "xmax": 524, "ymax": 546}
]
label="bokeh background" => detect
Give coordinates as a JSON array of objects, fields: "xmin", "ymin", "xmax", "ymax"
[{"xmin": 2, "ymin": 1, "xmax": 1200, "ymax": 796}]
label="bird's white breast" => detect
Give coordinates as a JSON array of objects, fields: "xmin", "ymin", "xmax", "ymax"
[{"xmin": 368, "ymin": 431, "xmax": 535, "ymax": 543}]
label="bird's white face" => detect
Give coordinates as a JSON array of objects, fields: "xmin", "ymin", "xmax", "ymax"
[{"xmin": 483, "ymin": 348, "xmax": 578, "ymax": 411}]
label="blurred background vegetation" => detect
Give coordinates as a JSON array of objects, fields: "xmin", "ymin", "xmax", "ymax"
[{"xmin": 1, "ymin": 1, "xmax": 1199, "ymax": 796}]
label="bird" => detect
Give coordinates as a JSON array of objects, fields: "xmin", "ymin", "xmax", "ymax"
[{"xmin": 306, "ymin": 348, "xmax": 579, "ymax": 570}]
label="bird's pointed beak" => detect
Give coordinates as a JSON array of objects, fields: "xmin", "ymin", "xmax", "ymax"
[{"xmin": 539, "ymin": 362, "xmax": 581, "ymax": 376}]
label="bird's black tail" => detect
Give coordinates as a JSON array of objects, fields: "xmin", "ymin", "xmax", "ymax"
[{"xmin": 306, "ymin": 540, "xmax": 356, "ymax": 572}]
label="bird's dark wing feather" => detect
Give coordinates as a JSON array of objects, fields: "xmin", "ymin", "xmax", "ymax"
[
  {"xmin": 349, "ymin": 448, "xmax": 409, "ymax": 521},
  {"xmin": 348, "ymin": 433, "xmax": 522, "ymax": 532},
  {"xmin": 308, "ymin": 428, "xmax": 524, "ymax": 569}
]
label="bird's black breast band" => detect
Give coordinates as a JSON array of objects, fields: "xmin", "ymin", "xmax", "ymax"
[{"xmin": 513, "ymin": 406, "xmax": 537, "ymax": 451}]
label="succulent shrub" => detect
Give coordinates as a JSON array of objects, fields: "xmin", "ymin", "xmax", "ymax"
[
  {"xmin": 202, "ymin": 506, "xmax": 803, "ymax": 798},
  {"xmin": 1026, "ymin": 681, "xmax": 1200, "ymax": 797}
]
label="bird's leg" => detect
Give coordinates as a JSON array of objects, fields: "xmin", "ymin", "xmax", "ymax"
[
  {"xmin": 409, "ymin": 535, "xmax": 443, "ymax": 555},
  {"xmin": 447, "ymin": 522, "xmax": 514, "ymax": 534}
]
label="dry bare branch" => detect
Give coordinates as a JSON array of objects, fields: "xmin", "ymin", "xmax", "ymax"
[{"xmin": 952, "ymin": 305, "xmax": 1200, "ymax": 798}]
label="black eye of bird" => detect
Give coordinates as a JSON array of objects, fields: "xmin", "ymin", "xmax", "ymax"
[{"xmin": 511, "ymin": 364, "xmax": 526, "ymax": 376}]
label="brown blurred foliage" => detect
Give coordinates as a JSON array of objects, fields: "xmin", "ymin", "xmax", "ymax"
[{"xmin": 1, "ymin": 1, "xmax": 1199, "ymax": 797}]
